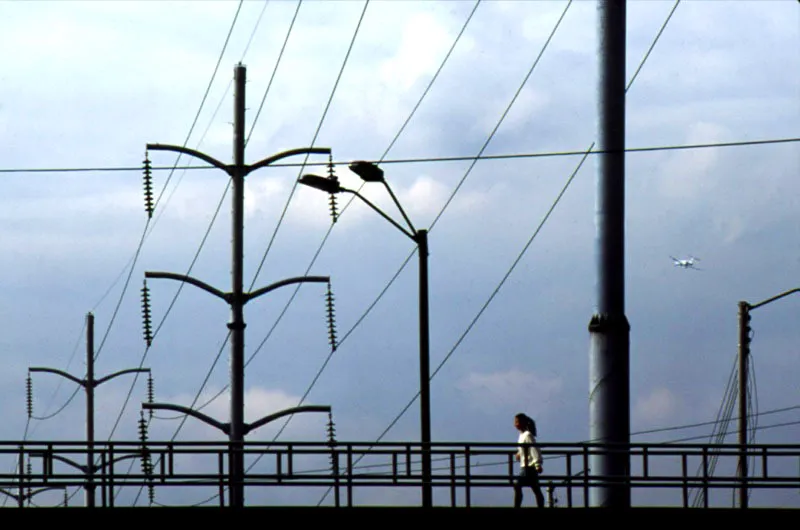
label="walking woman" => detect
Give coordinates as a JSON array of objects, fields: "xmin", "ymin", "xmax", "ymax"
[{"xmin": 513, "ymin": 412, "xmax": 545, "ymax": 508}]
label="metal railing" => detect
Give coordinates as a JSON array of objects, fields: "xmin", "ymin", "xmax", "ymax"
[{"xmin": 1, "ymin": 441, "xmax": 798, "ymax": 508}]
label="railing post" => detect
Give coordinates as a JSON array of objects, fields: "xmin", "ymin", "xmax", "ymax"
[
  {"xmin": 566, "ymin": 454, "xmax": 574, "ymax": 508},
  {"xmin": 681, "ymin": 453, "xmax": 688, "ymax": 508},
  {"xmin": 100, "ymin": 452, "xmax": 107, "ymax": 508},
  {"xmin": 583, "ymin": 447, "xmax": 590, "ymax": 507},
  {"xmin": 218, "ymin": 451, "xmax": 225, "ymax": 507},
  {"xmin": 332, "ymin": 449, "xmax": 340, "ymax": 508},
  {"xmin": 450, "ymin": 453, "xmax": 456, "ymax": 507},
  {"xmin": 702, "ymin": 447, "xmax": 709, "ymax": 508},
  {"xmin": 464, "ymin": 445, "xmax": 471, "ymax": 508}
]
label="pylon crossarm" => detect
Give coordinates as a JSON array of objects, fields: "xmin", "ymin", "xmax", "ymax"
[
  {"xmin": 146, "ymin": 143, "xmax": 230, "ymax": 174},
  {"xmin": 245, "ymin": 276, "xmax": 330, "ymax": 304},
  {"xmin": 0, "ymin": 486, "xmax": 67, "ymax": 502},
  {"xmin": 245, "ymin": 147, "xmax": 332, "ymax": 176},
  {"xmin": 29, "ymin": 452, "xmax": 87, "ymax": 474},
  {"xmin": 142, "ymin": 402, "xmax": 230, "ymax": 435},
  {"xmin": 244, "ymin": 405, "xmax": 331, "ymax": 435},
  {"xmin": 0, "ymin": 489, "xmax": 19, "ymax": 501},
  {"xmin": 145, "ymin": 272, "xmax": 229, "ymax": 302},
  {"xmin": 93, "ymin": 453, "xmax": 150, "ymax": 471},
  {"xmin": 95, "ymin": 368, "xmax": 151, "ymax": 387},
  {"xmin": 29, "ymin": 368, "xmax": 84, "ymax": 387},
  {"xmin": 26, "ymin": 487, "xmax": 66, "ymax": 499}
]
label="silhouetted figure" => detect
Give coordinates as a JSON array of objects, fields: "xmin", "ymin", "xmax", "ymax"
[{"xmin": 513, "ymin": 412, "xmax": 545, "ymax": 508}]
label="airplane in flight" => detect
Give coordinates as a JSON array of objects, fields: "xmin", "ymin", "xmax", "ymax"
[{"xmin": 670, "ymin": 256, "xmax": 702, "ymax": 270}]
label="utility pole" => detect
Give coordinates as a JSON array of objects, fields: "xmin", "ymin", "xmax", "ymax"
[
  {"xmin": 143, "ymin": 63, "xmax": 335, "ymax": 508},
  {"xmin": 737, "ymin": 301, "xmax": 751, "ymax": 509},
  {"xmin": 588, "ymin": 0, "xmax": 630, "ymax": 508},
  {"xmin": 28, "ymin": 312, "xmax": 152, "ymax": 508},
  {"xmin": 735, "ymin": 287, "xmax": 800, "ymax": 509}
]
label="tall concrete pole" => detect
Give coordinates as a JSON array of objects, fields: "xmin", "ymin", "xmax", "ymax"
[
  {"xmin": 588, "ymin": 0, "xmax": 630, "ymax": 508},
  {"xmin": 230, "ymin": 63, "xmax": 247, "ymax": 509}
]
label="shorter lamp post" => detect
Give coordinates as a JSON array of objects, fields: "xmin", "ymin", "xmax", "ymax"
[{"xmin": 298, "ymin": 162, "xmax": 433, "ymax": 508}]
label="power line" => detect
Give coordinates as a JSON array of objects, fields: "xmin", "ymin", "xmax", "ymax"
[
  {"xmin": 246, "ymin": 0, "xmax": 303, "ymax": 148},
  {"xmin": 380, "ymin": 0, "xmax": 482, "ymax": 160},
  {"xmin": 374, "ymin": 0, "xmax": 682, "ymax": 448},
  {"xmin": 169, "ymin": 6, "xmax": 485, "ymax": 505},
  {"xmin": 25, "ymin": 317, "xmax": 87, "ymax": 426},
  {"xmin": 110, "ymin": 183, "xmax": 231, "ymax": 506},
  {"xmin": 105, "ymin": 128, "xmax": 234, "ymax": 440},
  {"xmin": 94, "ymin": 0, "xmax": 245, "ymax": 384},
  {"xmin": 309, "ymin": 0, "xmax": 576, "ymax": 505},
  {"xmin": 3, "ymin": 136, "xmax": 797, "ymax": 175},
  {"xmin": 157, "ymin": 405, "xmax": 800, "ymax": 494},
  {"xmin": 634, "ymin": 404, "xmax": 800, "ymax": 437},
  {"xmin": 692, "ymin": 352, "xmax": 738, "ymax": 506},
  {"xmin": 150, "ymin": 1, "xmax": 245, "ymax": 215},
  {"xmin": 132, "ymin": 2, "xmax": 303, "ymax": 429},
  {"xmin": 177, "ymin": 2, "xmax": 372, "ymax": 508},
  {"xmin": 129, "ymin": 0, "xmax": 313, "ymax": 505},
  {"xmin": 248, "ymin": 0, "xmax": 370, "ymax": 289},
  {"xmin": 242, "ymin": 1, "xmax": 271, "ymax": 62},
  {"xmin": 5, "ymin": 314, "xmax": 84, "ymax": 505},
  {"xmin": 125, "ymin": 2, "xmax": 281, "ymax": 506},
  {"xmin": 190, "ymin": 0, "xmax": 491, "ymax": 427},
  {"xmin": 141, "ymin": 0, "xmax": 291, "ymax": 433},
  {"xmin": 240, "ymin": 0, "xmax": 482, "ymax": 473},
  {"xmin": 312, "ymin": 0, "xmax": 682, "ymax": 506},
  {"xmin": 98, "ymin": 2, "xmax": 248, "ymax": 505},
  {"xmin": 431, "ymin": 0, "xmax": 573, "ymax": 230}
]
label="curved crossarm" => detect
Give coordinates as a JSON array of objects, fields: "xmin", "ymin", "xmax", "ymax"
[
  {"xmin": 94, "ymin": 452, "xmax": 153, "ymax": 471},
  {"xmin": 0, "ymin": 486, "xmax": 67, "ymax": 503},
  {"xmin": 29, "ymin": 367, "xmax": 84, "ymax": 387},
  {"xmin": 145, "ymin": 272, "xmax": 229, "ymax": 302},
  {"xmin": 142, "ymin": 402, "xmax": 230, "ymax": 435},
  {"xmin": 245, "ymin": 276, "xmax": 330, "ymax": 304},
  {"xmin": 246, "ymin": 147, "xmax": 332, "ymax": 176},
  {"xmin": 244, "ymin": 405, "xmax": 332, "ymax": 435},
  {"xmin": 29, "ymin": 452, "xmax": 87, "ymax": 473},
  {"xmin": 95, "ymin": 368, "xmax": 151, "ymax": 387},
  {"xmin": 146, "ymin": 143, "xmax": 230, "ymax": 174}
]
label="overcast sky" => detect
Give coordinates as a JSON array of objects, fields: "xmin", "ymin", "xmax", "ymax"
[{"xmin": 0, "ymin": 0, "xmax": 798, "ymax": 508}]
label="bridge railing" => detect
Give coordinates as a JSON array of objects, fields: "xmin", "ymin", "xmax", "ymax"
[{"xmin": 0, "ymin": 441, "xmax": 798, "ymax": 508}]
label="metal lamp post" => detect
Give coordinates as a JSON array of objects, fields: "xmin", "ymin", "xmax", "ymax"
[{"xmin": 298, "ymin": 163, "xmax": 433, "ymax": 508}]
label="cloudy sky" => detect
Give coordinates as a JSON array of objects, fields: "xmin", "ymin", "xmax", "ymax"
[{"xmin": 0, "ymin": 0, "xmax": 798, "ymax": 508}]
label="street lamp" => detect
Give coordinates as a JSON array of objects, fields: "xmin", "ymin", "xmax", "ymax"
[{"xmin": 299, "ymin": 162, "xmax": 433, "ymax": 508}]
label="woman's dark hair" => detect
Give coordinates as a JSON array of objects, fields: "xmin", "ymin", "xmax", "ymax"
[{"xmin": 515, "ymin": 413, "xmax": 537, "ymax": 437}]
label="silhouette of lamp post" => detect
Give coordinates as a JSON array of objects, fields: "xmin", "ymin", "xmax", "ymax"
[{"xmin": 298, "ymin": 161, "xmax": 433, "ymax": 508}]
